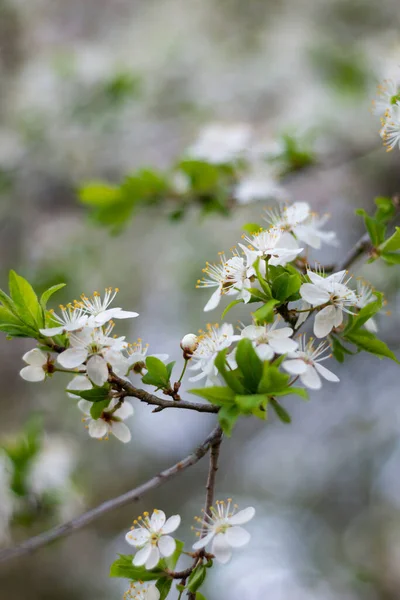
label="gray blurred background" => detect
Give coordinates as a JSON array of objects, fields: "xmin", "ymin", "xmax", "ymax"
[{"xmin": 1, "ymin": 0, "xmax": 400, "ymax": 598}]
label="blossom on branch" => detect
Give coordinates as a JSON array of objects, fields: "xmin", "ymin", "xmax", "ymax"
[
  {"xmin": 20, "ymin": 349, "xmax": 55, "ymax": 382},
  {"xmin": 239, "ymin": 226, "xmax": 303, "ymax": 267},
  {"xmin": 192, "ymin": 499, "xmax": 255, "ymax": 564},
  {"xmin": 282, "ymin": 336, "xmax": 339, "ymax": 390},
  {"xmin": 189, "ymin": 323, "xmax": 235, "ymax": 385},
  {"xmin": 78, "ymin": 398, "xmax": 134, "ymax": 442},
  {"xmin": 233, "ymin": 320, "xmax": 298, "ymax": 360},
  {"xmin": 124, "ymin": 582, "xmax": 160, "ymax": 600},
  {"xmin": 125, "ymin": 509, "xmax": 181, "ymax": 570}
]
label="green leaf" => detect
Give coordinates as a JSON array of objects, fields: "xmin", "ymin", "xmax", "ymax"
[
  {"xmin": 142, "ymin": 356, "xmax": 170, "ymax": 388},
  {"xmin": 381, "ymin": 252, "xmax": 400, "ymax": 265},
  {"xmin": 374, "ymin": 196, "xmax": 396, "ymax": 223},
  {"xmin": 253, "ymin": 258, "xmax": 272, "ymax": 298},
  {"xmin": 40, "ymin": 283, "xmax": 66, "ymax": 310},
  {"xmin": 0, "ymin": 289, "xmax": 17, "ymax": 314},
  {"xmin": 189, "ymin": 386, "xmax": 235, "ymax": 405},
  {"xmin": 379, "ymin": 227, "xmax": 400, "ymax": 253},
  {"xmin": 235, "ymin": 338, "xmax": 263, "ymax": 393},
  {"xmin": 235, "ymin": 394, "xmax": 268, "ymax": 415},
  {"xmin": 0, "ymin": 323, "xmax": 38, "ymax": 338},
  {"xmin": 68, "ymin": 385, "xmax": 111, "ymax": 402},
  {"xmin": 79, "ymin": 182, "xmax": 120, "ymax": 206},
  {"xmin": 345, "ymin": 294, "xmax": 382, "ymax": 334},
  {"xmin": 218, "ymin": 404, "xmax": 240, "ymax": 436},
  {"xmin": 252, "ymin": 299, "xmax": 279, "ymax": 325},
  {"xmin": 214, "ymin": 350, "xmax": 246, "ymax": 394},
  {"xmin": 270, "ymin": 398, "xmax": 291, "ymax": 423},
  {"xmin": 355, "ymin": 210, "xmax": 386, "ymax": 246},
  {"xmin": 345, "ymin": 330, "xmax": 399, "ymax": 363},
  {"xmin": 271, "ymin": 273, "xmax": 301, "ymax": 302},
  {"xmin": 8, "ymin": 270, "xmax": 44, "ymax": 330},
  {"xmin": 90, "ymin": 398, "xmax": 111, "ymax": 419},
  {"xmin": 242, "ymin": 222, "xmax": 262, "ymax": 234},
  {"xmin": 156, "ymin": 577, "xmax": 173, "ymax": 600},
  {"xmin": 187, "ymin": 565, "xmax": 207, "ymax": 593},
  {"xmin": 257, "ymin": 362, "xmax": 290, "ymax": 395},
  {"xmin": 166, "ymin": 361, "xmax": 175, "ymax": 381},
  {"xmin": 221, "ymin": 298, "xmax": 244, "ymax": 319},
  {"xmin": 195, "ymin": 594, "xmax": 208, "ymax": 600},
  {"xmin": 110, "ymin": 554, "xmax": 162, "ymax": 581}
]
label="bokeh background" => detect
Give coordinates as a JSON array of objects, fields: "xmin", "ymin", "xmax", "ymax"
[{"xmin": 1, "ymin": 0, "xmax": 400, "ymax": 598}]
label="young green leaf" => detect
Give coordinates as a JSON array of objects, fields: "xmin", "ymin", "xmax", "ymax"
[
  {"xmin": 156, "ymin": 577, "xmax": 173, "ymax": 600},
  {"xmin": 142, "ymin": 357, "xmax": 170, "ymax": 388},
  {"xmin": 345, "ymin": 330, "xmax": 399, "ymax": 363},
  {"xmin": 8, "ymin": 271, "xmax": 44, "ymax": 330},
  {"xmin": 379, "ymin": 226, "xmax": 400, "ymax": 253},
  {"xmin": 110, "ymin": 554, "xmax": 162, "ymax": 581},
  {"xmin": 235, "ymin": 338, "xmax": 263, "ymax": 393},
  {"xmin": 271, "ymin": 272, "xmax": 301, "ymax": 302},
  {"xmin": 218, "ymin": 404, "xmax": 240, "ymax": 436},
  {"xmin": 234, "ymin": 394, "xmax": 268, "ymax": 415},
  {"xmin": 270, "ymin": 398, "xmax": 291, "ymax": 423},
  {"xmin": 187, "ymin": 565, "xmax": 207, "ymax": 593},
  {"xmin": 90, "ymin": 398, "xmax": 111, "ymax": 419},
  {"xmin": 221, "ymin": 298, "xmax": 244, "ymax": 319},
  {"xmin": 68, "ymin": 385, "xmax": 111, "ymax": 402},
  {"xmin": 214, "ymin": 350, "xmax": 246, "ymax": 394},
  {"xmin": 252, "ymin": 299, "xmax": 279, "ymax": 325},
  {"xmin": 40, "ymin": 283, "xmax": 66, "ymax": 310},
  {"xmin": 189, "ymin": 387, "xmax": 235, "ymax": 406}
]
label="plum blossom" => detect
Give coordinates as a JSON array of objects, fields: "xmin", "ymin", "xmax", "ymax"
[
  {"xmin": 239, "ymin": 226, "xmax": 302, "ymax": 267},
  {"xmin": 66, "ymin": 374, "xmax": 93, "ymax": 398},
  {"xmin": 234, "ymin": 320, "xmax": 298, "ymax": 360},
  {"xmin": 196, "ymin": 249, "xmax": 257, "ymax": 312},
  {"xmin": 57, "ymin": 324, "xmax": 127, "ymax": 386},
  {"xmin": 189, "ymin": 323, "xmax": 234, "ymax": 384},
  {"xmin": 79, "ymin": 288, "xmax": 138, "ymax": 327},
  {"xmin": 187, "ymin": 123, "xmax": 251, "ymax": 164},
  {"xmin": 20, "ymin": 349, "xmax": 55, "ymax": 382},
  {"xmin": 40, "ymin": 303, "xmax": 88, "ymax": 336},
  {"xmin": 380, "ymin": 102, "xmax": 400, "ymax": 151},
  {"xmin": 264, "ymin": 202, "xmax": 337, "ymax": 249},
  {"xmin": 180, "ymin": 333, "xmax": 199, "ymax": 356},
  {"xmin": 192, "ymin": 499, "xmax": 255, "ymax": 564},
  {"xmin": 78, "ymin": 398, "xmax": 134, "ymax": 442},
  {"xmin": 126, "ymin": 339, "xmax": 169, "ymax": 371},
  {"xmin": 299, "ymin": 269, "xmax": 358, "ymax": 338},
  {"xmin": 125, "ymin": 509, "xmax": 181, "ymax": 570},
  {"xmin": 282, "ymin": 336, "xmax": 339, "ymax": 390},
  {"xmin": 373, "ymin": 78, "xmax": 400, "ymax": 117},
  {"xmin": 124, "ymin": 582, "xmax": 160, "ymax": 600}
]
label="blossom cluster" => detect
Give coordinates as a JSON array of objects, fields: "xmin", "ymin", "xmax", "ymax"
[
  {"xmin": 19, "ymin": 289, "xmax": 167, "ymax": 443},
  {"xmin": 374, "ymin": 77, "xmax": 400, "ymax": 151}
]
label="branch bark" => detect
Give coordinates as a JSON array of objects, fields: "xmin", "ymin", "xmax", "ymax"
[{"xmin": 0, "ymin": 425, "xmax": 222, "ymax": 565}]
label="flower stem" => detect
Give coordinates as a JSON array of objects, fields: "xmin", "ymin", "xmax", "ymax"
[{"xmin": 177, "ymin": 359, "xmax": 189, "ymax": 384}]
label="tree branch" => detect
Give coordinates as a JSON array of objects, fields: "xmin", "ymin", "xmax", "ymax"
[
  {"xmin": 0, "ymin": 425, "xmax": 222, "ymax": 564},
  {"xmin": 202, "ymin": 427, "xmax": 223, "ymax": 525},
  {"xmin": 335, "ymin": 232, "xmax": 372, "ymax": 272},
  {"xmin": 109, "ymin": 372, "xmax": 218, "ymax": 414}
]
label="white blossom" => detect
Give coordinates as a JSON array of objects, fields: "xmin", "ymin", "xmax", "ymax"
[
  {"xmin": 124, "ymin": 582, "xmax": 160, "ymax": 600},
  {"xmin": 264, "ymin": 202, "xmax": 337, "ymax": 249},
  {"xmin": 234, "ymin": 320, "xmax": 298, "ymax": 361},
  {"xmin": 373, "ymin": 78, "xmax": 400, "ymax": 117},
  {"xmin": 187, "ymin": 123, "xmax": 251, "ymax": 164},
  {"xmin": 57, "ymin": 324, "xmax": 127, "ymax": 386},
  {"xmin": 196, "ymin": 249, "xmax": 256, "ymax": 312},
  {"xmin": 239, "ymin": 226, "xmax": 303, "ymax": 268},
  {"xmin": 282, "ymin": 336, "xmax": 339, "ymax": 390},
  {"xmin": 125, "ymin": 509, "xmax": 181, "ymax": 570},
  {"xmin": 380, "ymin": 102, "xmax": 400, "ymax": 151},
  {"xmin": 299, "ymin": 269, "xmax": 358, "ymax": 338},
  {"xmin": 20, "ymin": 349, "xmax": 54, "ymax": 382},
  {"xmin": 78, "ymin": 398, "xmax": 134, "ymax": 443},
  {"xmin": 192, "ymin": 499, "xmax": 255, "ymax": 564},
  {"xmin": 39, "ymin": 303, "xmax": 88, "ymax": 337},
  {"xmin": 79, "ymin": 288, "xmax": 138, "ymax": 327},
  {"xmin": 66, "ymin": 374, "xmax": 93, "ymax": 398},
  {"xmin": 126, "ymin": 339, "xmax": 169, "ymax": 371},
  {"xmin": 189, "ymin": 323, "xmax": 235, "ymax": 384}
]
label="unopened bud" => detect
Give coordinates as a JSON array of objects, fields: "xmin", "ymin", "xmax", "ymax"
[{"xmin": 180, "ymin": 333, "xmax": 198, "ymax": 358}]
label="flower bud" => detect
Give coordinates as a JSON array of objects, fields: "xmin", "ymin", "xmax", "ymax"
[{"xmin": 180, "ymin": 333, "xmax": 199, "ymax": 358}]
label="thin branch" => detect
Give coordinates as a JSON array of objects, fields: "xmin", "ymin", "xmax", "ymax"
[
  {"xmin": 0, "ymin": 425, "xmax": 222, "ymax": 564},
  {"xmin": 109, "ymin": 372, "xmax": 218, "ymax": 414},
  {"xmin": 335, "ymin": 232, "xmax": 372, "ymax": 272},
  {"xmin": 202, "ymin": 427, "xmax": 223, "ymax": 524}
]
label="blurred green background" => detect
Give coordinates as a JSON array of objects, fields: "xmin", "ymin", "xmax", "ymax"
[{"xmin": 1, "ymin": 0, "xmax": 400, "ymax": 598}]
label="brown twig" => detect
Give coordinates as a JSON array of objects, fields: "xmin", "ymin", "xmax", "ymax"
[
  {"xmin": 0, "ymin": 425, "xmax": 222, "ymax": 565},
  {"xmin": 202, "ymin": 427, "xmax": 223, "ymax": 526},
  {"xmin": 335, "ymin": 232, "xmax": 372, "ymax": 272}
]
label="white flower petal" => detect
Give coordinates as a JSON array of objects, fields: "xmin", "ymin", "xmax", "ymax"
[
  {"xmin": 300, "ymin": 283, "xmax": 330, "ymax": 306},
  {"xmin": 212, "ymin": 533, "xmax": 232, "ymax": 564},
  {"xmin": 145, "ymin": 546, "xmax": 160, "ymax": 570},
  {"xmin": 39, "ymin": 326, "xmax": 64, "ymax": 336},
  {"xmin": 241, "ymin": 325, "xmax": 265, "ymax": 341},
  {"xmin": 226, "ymin": 526, "xmax": 251, "ymax": 547},
  {"xmin": 88, "ymin": 419, "xmax": 108, "ymax": 439},
  {"xmin": 268, "ymin": 336, "xmax": 298, "ymax": 354},
  {"xmin": 22, "ymin": 348, "xmax": 47, "ymax": 366},
  {"xmin": 87, "ymin": 355, "xmax": 109, "ymax": 386},
  {"xmin": 110, "ymin": 421, "xmax": 131, "ymax": 443},
  {"xmin": 133, "ymin": 543, "xmax": 152, "ymax": 566},
  {"xmin": 314, "ymin": 305, "xmax": 337, "ymax": 338},
  {"xmin": 162, "ymin": 514, "xmax": 181, "ymax": 535},
  {"xmin": 334, "ymin": 306, "xmax": 343, "ymax": 328},
  {"xmin": 158, "ymin": 535, "xmax": 176, "ymax": 557},
  {"xmin": 365, "ymin": 317, "xmax": 378, "ymax": 333},
  {"xmin": 228, "ymin": 507, "xmax": 255, "ymax": 525},
  {"xmin": 57, "ymin": 348, "xmax": 88, "ymax": 369},
  {"xmin": 20, "ymin": 365, "xmax": 46, "ymax": 382},
  {"xmin": 282, "ymin": 359, "xmax": 308, "ymax": 375},
  {"xmin": 125, "ymin": 528, "xmax": 151, "ymax": 547},
  {"xmin": 150, "ymin": 510, "xmax": 166, "ymax": 531},
  {"xmin": 77, "ymin": 399, "xmax": 92, "ymax": 415},
  {"xmin": 146, "ymin": 584, "xmax": 161, "ymax": 600},
  {"xmin": 204, "ymin": 288, "xmax": 222, "ymax": 312},
  {"xmin": 255, "ymin": 344, "xmax": 274, "ymax": 361},
  {"xmin": 314, "ymin": 362, "xmax": 340, "ymax": 382},
  {"xmin": 193, "ymin": 531, "xmax": 215, "ymax": 550},
  {"xmin": 114, "ymin": 400, "xmax": 134, "ymax": 420},
  {"xmin": 300, "ymin": 366, "xmax": 321, "ymax": 390}
]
